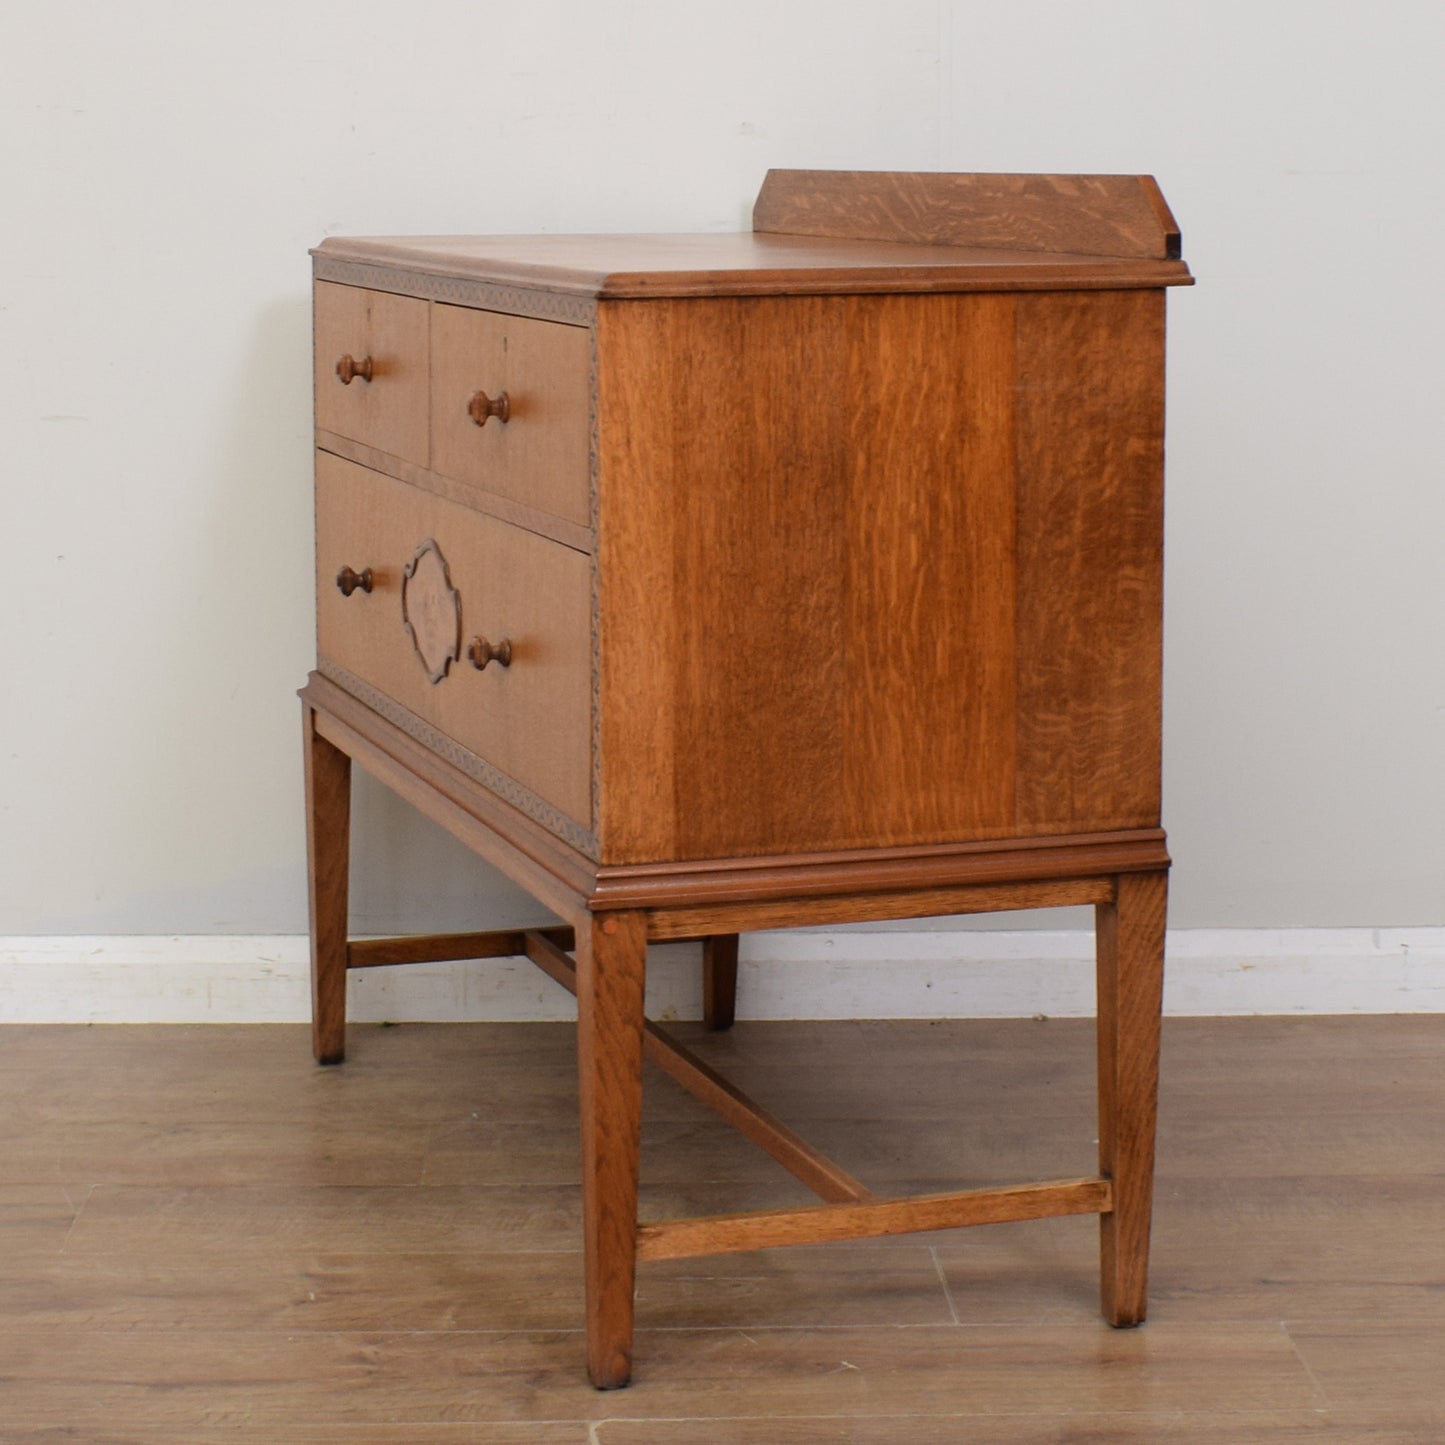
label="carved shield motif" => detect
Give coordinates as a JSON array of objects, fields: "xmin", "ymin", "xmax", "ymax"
[{"xmin": 401, "ymin": 539, "xmax": 462, "ymax": 684}]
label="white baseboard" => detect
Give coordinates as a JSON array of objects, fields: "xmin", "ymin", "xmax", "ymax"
[{"xmin": 2, "ymin": 928, "xmax": 1443, "ymax": 1023}]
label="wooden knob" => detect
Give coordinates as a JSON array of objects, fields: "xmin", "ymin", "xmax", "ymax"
[
  {"xmin": 336, "ymin": 354, "xmax": 373, "ymax": 385},
  {"xmin": 467, "ymin": 635, "xmax": 513, "ymax": 670},
  {"xmin": 468, "ymin": 389, "xmax": 511, "ymax": 427},
  {"xmin": 336, "ymin": 565, "xmax": 373, "ymax": 597}
]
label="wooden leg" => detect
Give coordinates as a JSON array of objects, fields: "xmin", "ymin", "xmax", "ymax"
[
  {"xmin": 702, "ymin": 933, "xmax": 739, "ymax": 1030},
  {"xmin": 1096, "ymin": 868, "xmax": 1168, "ymax": 1326},
  {"xmin": 576, "ymin": 910, "xmax": 648, "ymax": 1389},
  {"xmin": 304, "ymin": 706, "xmax": 351, "ymax": 1066}
]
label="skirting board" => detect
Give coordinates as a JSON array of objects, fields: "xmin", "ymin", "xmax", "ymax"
[{"xmin": 2, "ymin": 929, "xmax": 1443, "ymax": 1024}]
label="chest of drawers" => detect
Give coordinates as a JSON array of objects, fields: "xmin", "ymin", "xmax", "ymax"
[{"xmin": 301, "ymin": 169, "xmax": 1192, "ymax": 1387}]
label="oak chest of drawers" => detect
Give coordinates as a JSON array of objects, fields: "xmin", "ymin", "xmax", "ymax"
[{"xmin": 301, "ymin": 169, "xmax": 1193, "ymax": 1388}]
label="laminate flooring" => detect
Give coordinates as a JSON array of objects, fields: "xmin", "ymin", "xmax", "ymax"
[{"xmin": 2, "ymin": 1015, "xmax": 1443, "ymax": 1441}]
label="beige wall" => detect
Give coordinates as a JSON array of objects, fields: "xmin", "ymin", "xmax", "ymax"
[{"xmin": 3, "ymin": 0, "xmax": 1441, "ymax": 940}]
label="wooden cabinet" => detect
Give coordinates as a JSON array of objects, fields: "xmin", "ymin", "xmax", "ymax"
[{"xmin": 302, "ymin": 169, "xmax": 1192, "ymax": 1388}]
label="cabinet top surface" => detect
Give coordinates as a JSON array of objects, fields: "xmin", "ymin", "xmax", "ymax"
[{"xmin": 312, "ymin": 230, "xmax": 1193, "ymax": 299}]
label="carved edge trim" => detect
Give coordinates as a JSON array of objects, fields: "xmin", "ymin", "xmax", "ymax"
[
  {"xmin": 587, "ymin": 325, "xmax": 602, "ymax": 839},
  {"xmin": 312, "ymin": 258, "xmax": 599, "ymax": 325},
  {"xmin": 318, "ymin": 658, "xmax": 599, "ymax": 858}
]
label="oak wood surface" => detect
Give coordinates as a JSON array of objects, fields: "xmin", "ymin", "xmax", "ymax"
[
  {"xmin": 644, "ymin": 878, "xmax": 1114, "ymax": 942},
  {"xmin": 594, "ymin": 290, "xmax": 1167, "ymax": 862},
  {"xmin": 313, "ymin": 281, "xmax": 430, "ymax": 464},
  {"xmin": 574, "ymin": 912, "xmax": 648, "ymax": 1389},
  {"xmin": 8, "ymin": 1018, "xmax": 1442, "ymax": 1435},
  {"xmin": 1012, "ymin": 290, "xmax": 1165, "ymax": 832},
  {"xmin": 1096, "ymin": 869, "xmax": 1169, "ymax": 1326},
  {"xmin": 429, "ymin": 302, "xmax": 592, "ymax": 528},
  {"xmin": 636, "ymin": 1177, "xmax": 1111, "ymax": 1262},
  {"xmin": 347, "ymin": 925, "xmax": 575, "ymax": 969},
  {"xmin": 313, "ymin": 231, "xmax": 1192, "ymax": 297},
  {"xmin": 314, "ymin": 452, "xmax": 592, "ymax": 827},
  {"xmin": 303, "ymin": 709, "xmax": 350, "ymax": 1064},
  {"xmin": 754, "ymin": 169, "xmax": 1183, "ymax": 259},
  {"xmin": 301, "ymin": 172, "xmax": 1185, "ymax": 1391}
]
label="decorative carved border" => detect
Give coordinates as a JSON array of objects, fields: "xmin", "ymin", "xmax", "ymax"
[
  {"xmin": 312, "ymin": 258, "xmax": 598, "ymax": 325},
  {"xmin": 587, "ymin": 326, "xmax": 602, "ymax": 839},
  {"xmin": 318, "ymin": 658, "xmax": 599, "ymax": 858}
]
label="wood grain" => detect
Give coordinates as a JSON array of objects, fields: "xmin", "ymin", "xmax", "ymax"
[
  {"xmin": 754, "ymin": 169, "xmax": 1182, "ymax": 259},
  {"xmin": 8, "ymin": 1018, "xmax": 1445, "ymax": 1434},
  {"xmin": 430, "ymin": 302, "xmax": 591, "ymax": 528},
  {"xmin": 347, "ymin": 926, "xmax": 575, "ymax": 969},
  {"xmin": 1013, "ymin": 289, "xmax": 1167, "ymax": 835},
  {"xmin": 313, "ymin": 232, "xmax": 1193, "ymax": 298},
  {"xmin": 1096, "ymin": 868, "xmax": 1168, "ymax": 1325},
  {"xmin": 575, "ymin": 911, "xmax": 648, "ymax": 1389},
  {"xmin": 589, "ymin": 831, "xmax": 1166, "ymax": 919},
  {"xmin": 595, "ymin": 288, "xmax": 1169, "ymax": 860},
  {"xmin": 838, "ymin": 291, "xmax": 1018, "ymax": 842},
  {"xmin": 313, "ymin": 282, "xmax": 430, "ymax": 464},
  {"xmin": 636, "ymin": 1178, "xmax": 1110, "ymax": 1261},
  {"xmin": 303, "ymin": 706, "xmax": 350, "ymax": 1065},
  {"xmin": 645, "ymin": 878, "xmax": 1113, "ymax": 942}
]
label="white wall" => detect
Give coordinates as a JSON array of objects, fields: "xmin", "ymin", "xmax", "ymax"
[{"xmin": 3, "ymin": 0, "xmax": 1442, "ymax": 952}]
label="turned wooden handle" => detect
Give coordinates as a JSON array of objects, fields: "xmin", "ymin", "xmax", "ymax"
[
  {"xmin": 335, "ymin": 354, "xmax": 373, "ymax": 385},
  {"xmin": 468, "ymin": 389, "xmax": 511, "ymax": 427},
  {"xmin": 335, "ymin": 565, "xmax": 374, "ymax": 597},
  {"xmin": 467, "ymin": 635, "xmax": 513, "ymax": 670}
]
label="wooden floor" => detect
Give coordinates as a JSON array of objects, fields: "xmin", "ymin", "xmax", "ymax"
[{"xmin": 3, "ymin": 1014, "xmax": 1443, "ymax": 1441}]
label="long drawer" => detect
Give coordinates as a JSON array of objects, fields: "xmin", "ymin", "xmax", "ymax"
[{"xmin": 314, "ymin": 451, "xmax": 592, "ymax": 831}]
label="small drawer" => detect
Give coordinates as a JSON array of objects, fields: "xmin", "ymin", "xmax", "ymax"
[
  {"xmin": 431, "ymin": 303, "xmax": 590, "ymax": 528},
  {"xmin": 315, "ymin": 451, "xmax": 592, "ymax": 829},
  {"xmin": 314, "ymin": 282, "xmax": 430, "ymax": 465}
]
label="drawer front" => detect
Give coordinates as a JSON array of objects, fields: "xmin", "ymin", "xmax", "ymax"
[
  {"xmin": 314, "ymin": 282, "xmax": 430, "ymax": 465},
  {"xmin": 315, "ymin": 451, "xmax": 592, "ymax": 831},
  {"xmin": 431, "ymin": 302, "xmax": 590, "ymax": 527}
]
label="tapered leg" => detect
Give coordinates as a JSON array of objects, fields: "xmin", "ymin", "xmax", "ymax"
[
  {"xmin": 702, "ymin": 933, "xmax": 740, "ymax": 1031},
  {"xmin": 304, "ymin": 706, "xmax": 351, "ymax": 1066},
  {"xmin": 576, "ymin": 910, "xmax": 648, "ymax": 1388},
  {"xmin": 1096, "ymin": 868, "xmax": 1168, "ymax": 1326}
]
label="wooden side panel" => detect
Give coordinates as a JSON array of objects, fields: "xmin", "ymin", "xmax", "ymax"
[
  {"xmin": 596, "ymin": 297, "xmax": 847, "ymax": 864},
  {"xmin": 596, "ymin": 295, "xmax": 1022, "ymax": 863},
  {"xmin": 664, "ymin": 297, "xmax": 848, "ymax": 857},
  {"xmin": 430, "ymin": 303, "xmax": 591, "ymax": 528},
  {"xmin": 315, "ymin": 453, "xmax": 592, "ymax": 828},
  {"xmin": 592, "ymin": 303, "xmax": 681, "ymax": 863},
  {"xmin": 1013, "ymin": 290, "xmax": 1166, "ymax": 834},
  {"xmin": 596, "ymin": 288, "xmax": 1167, "ymax": 865},
  {"xmin": 840, "ymin": 293, "xmax": 1018, "ymax": 841},
  {"xmin": 313, "ymin": 282, "xmax": 430, "ymax": 465},
  {"xmin": 754, "ymin": 170, "xmax": 1179, "ymax": 260}
]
